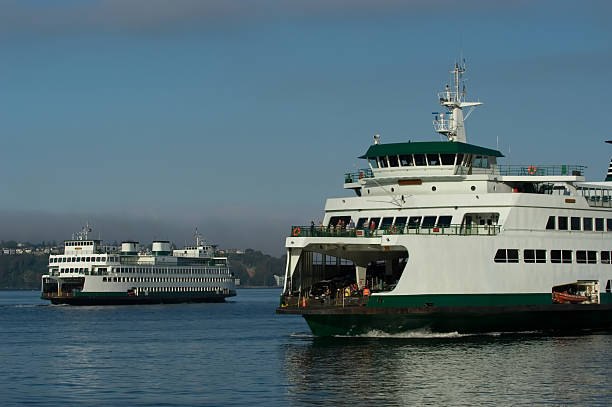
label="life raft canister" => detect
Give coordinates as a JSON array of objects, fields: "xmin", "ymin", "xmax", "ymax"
[
  {"xmin": 292, "ymin": 227, "xmax": 301, "ymax": 236},
  {"xmin": 527, "ymin": 165, "xmax": 537, "ymax": 175},
  {"xmin": 359, "ymin": 171, "xmax": 364, "ymax": 179},
  {"xmin": 363, "ymin": 288, "xmax": 371, "ymax": 296}
]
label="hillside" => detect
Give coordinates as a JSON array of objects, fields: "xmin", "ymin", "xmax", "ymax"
[{"xmin": 0, "ymin": 250, "xmax": 285, "ymax": 290}]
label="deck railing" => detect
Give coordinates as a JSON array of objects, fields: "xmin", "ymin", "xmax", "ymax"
[
  {"xmin": 494, "ymin": 165, "xmax": 584, "ymax": 176},
  {"xmin": 344, "ymin": 168, "xmax": 374, "ymax": 183},
  {"xmin": 290, "ymin": 224, "xmax": 501, "ymax": 238}
]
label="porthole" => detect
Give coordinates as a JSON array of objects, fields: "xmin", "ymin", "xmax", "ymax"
[
  {"xmin": 367, "ymin": 189, "xmax": 370, "ymax": 194},
  {"xmin": 471, "ymin": 185, "xmax": 476, "ymax": 191},
  {"xmin": 391, "ymin": 187, "xmax": 395, "ymax": 192},
  {"xmin": 432, "ymin": 186, "xmax": 437, "ymax": 191}
]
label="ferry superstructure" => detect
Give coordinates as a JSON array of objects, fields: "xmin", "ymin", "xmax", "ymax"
[
  {"xmin": 41, "ymin": 227, "xmax": 236, "ymax": 305},
  {"xmin": 277, "ymin": 60, "xmax": 612, "ymax": 336}
]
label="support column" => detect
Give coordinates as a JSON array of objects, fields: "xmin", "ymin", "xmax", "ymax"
[{"xmin": 356, "ymin": 266, "xmax": 367, "ymax": 289}]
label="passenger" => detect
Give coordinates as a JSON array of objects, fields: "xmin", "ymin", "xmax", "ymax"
[{"xmin": 349, "ymin": 218, "xmax": 355, "ymax": 229}]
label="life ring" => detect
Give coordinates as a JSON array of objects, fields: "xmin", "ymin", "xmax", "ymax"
[
  {"xmin": 527, "ymin": 165, "xmax": 537, "ymax": 175},
  {"xmin": 292, "ymin": 227, "xmax": 301, "ymax": 237}
]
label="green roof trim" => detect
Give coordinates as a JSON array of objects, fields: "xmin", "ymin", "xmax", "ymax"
[{"xmin": 358, "ymin": 141, "xmax": 504, "ymax": 159}]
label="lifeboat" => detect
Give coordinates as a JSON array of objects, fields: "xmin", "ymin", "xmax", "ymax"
[{"xmin": 552, "ymin": 291, "xmax": 589, "ymax": 304}]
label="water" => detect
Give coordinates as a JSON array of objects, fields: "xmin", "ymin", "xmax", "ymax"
[{"xmin": 2, "ymin": 290, "xmax": 612, "ymax": 406}]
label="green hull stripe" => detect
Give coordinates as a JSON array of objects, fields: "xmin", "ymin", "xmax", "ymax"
[{"xmin": 368, "ymin": 293, "xmax": 552, "ymax": 307}]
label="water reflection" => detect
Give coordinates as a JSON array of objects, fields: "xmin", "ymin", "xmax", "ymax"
[{"xmin": 283, "ymin": 333, "xmax": 612, "ymax": 406}]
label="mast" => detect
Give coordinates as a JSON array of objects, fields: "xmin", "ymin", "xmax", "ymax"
[
  {"xmin": 606, "ymin": 141, "xmax": 612, "ymax": 181},
  {"xmin": 433, "ymin": 59, "xmax": 483, "ymax": 143}
]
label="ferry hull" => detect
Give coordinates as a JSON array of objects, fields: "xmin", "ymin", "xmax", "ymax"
[
  {"xmin": 278, "ymin": 304, "xmax": 612, "ymax": 336},
  {"xmin": 44, "ymin": 292, "xmax": 236, "ymax": 306}
]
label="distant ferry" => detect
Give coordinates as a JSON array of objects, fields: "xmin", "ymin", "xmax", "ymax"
[
  {"xmin": 277, "ymin": 59, "xmax": 612, "ymax": 336},
  {"xmin": 41, "ymin": 226, "xmax": 236, "ymax": 305}
]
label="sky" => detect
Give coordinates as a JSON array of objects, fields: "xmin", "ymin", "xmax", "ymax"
[{"xmin": 0, "ymin": 0, "xmax": 610, "ymax": 255}]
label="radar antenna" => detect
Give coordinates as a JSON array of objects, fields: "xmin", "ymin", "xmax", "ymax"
[{"xmin": 432, "ymin": 58, "xmax": 483, "ymax": 143}]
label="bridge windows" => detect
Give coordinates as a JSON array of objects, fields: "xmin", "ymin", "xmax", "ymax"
[
  {"xmin": 427, "ymin": 154, "xmax": 440, "ymax": 166},
  {"xmin": 596, "ymin": 218, "xmax": 604, "ymax": 231},
  {"xmin": 571, "ymin": 217, "xmax": 581, "ymax": 231},
  {"xmin": 399, "ymin": 155, "xmax": 413, "ymax": 166},
  {"xmin": 414, "ymin": 154, "xmax": 427, "ymax": 166},
  {"xmin": 583, "ymin": 218, "xmax": 593, "ymax": 231},
  {"xmin": 558, "ymin": 216, "xmax": 569, "ymax": 230},
  {"xmin": 440, "ymin": 154, "xmax": 456, "ymax": 165},
  {"xmin": 388, "ymin": 155, "xmax": 399, "ymax": 167},
  {"xmin": 546, "ymin": 216, "xmax": 556, "ymax": 230}
]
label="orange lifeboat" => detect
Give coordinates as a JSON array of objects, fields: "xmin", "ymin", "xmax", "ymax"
[{"xmin": 552, "ymin": 291, "xmax": 589, "ymax": 304}]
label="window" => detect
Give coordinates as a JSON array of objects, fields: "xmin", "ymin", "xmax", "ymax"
[
  {"xmin": 577, "ymin": 250, "xmax": 587, "ymax": 264},
  {"xmin": 558, "ymin": 217, "xmax": 568, "ymax": 230},
  {"xmin": 427, "ymin": 154, "xmax": 440, "ymax": 166},
  {"xmin": 583, "ymin": 218, "xmax": 593, "ymax": 231},
  {"xmin": 571, "ymin": 217, "xmax": 581, "ymax": 231},
  {"xmin": 596, "ymin": 218, "xmax": 604, "ymax": 231},
  {"xmin": 399, "ymin": 155, "xmax": 413, "ymax": 166},
  {"xmin": 379, "ymin": 157, "xmax": 388, "ymax": 168},
  {"xmin": 388, "ymin": 155, "xmax": 399, "ymax": 167},
  {"xmin": 414, "ymin": 154, "xmax": 426, "ymax": 166},
  {"xmin": 369, "ymin": 159, "xmax": 378, "ymax": 169},
  {"xmin": 546, "ymin": 216, "xmax": 555, "ymax": 230},
  {"xmin": 588, "ymin": 251, "xmax": 597, "ymax": 264},
  {"xmin": 602, "ymin": 251, "xmax": 611, "ymax": 264},
  {"xmin": 380, "ymin": 217, "xmax": 394, "ymax": 229},
  {"xmin": 369, "ymin": 218, "xmax": 380, "ymax": 229},
  {"xmin": 437, "ymin": 216, "xmax": 452, "ymax": 228},
  {"xmin": 456, "ymin": 154, "xmax": 464, "ymax": 166},
  {"xmin": 562, "ymin": 250, "xmax": 572, "ymax": 263},
  {"xmin": 422, "ymin": 216, "xmax": 437, "ymax": 228},
  {"xmin": 551, "ymin": 250, "xmax": 561, "ymax": 263},
  {"xmin": 507, "ymin": 249, "xmax": 519, "ymax": 263},
  {"xmin": 356, "ymin": 218, "xmax": 368, "ymax": 229},
  {"xmin": 608, "ymin": 219, "xmax": 612, "ymax": 231},
  {"xmin": 408, "ymin": 216, "xmax": 422, "ymax": 229},
  {"xmin": 494, "ymin": 249, "xmax": 519, "ymax": 263},
  {"xmin": 440, "ymin": 154, "xmax": 455, "ymax": 165},
  {"xmin": 394, "ymin": 217, "xmax": 407, "ymax": 229}
]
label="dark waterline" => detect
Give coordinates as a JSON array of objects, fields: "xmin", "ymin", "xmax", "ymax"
[{"xmin": 1, "ymin": 290, "xmax": 612, "ymax": 406}]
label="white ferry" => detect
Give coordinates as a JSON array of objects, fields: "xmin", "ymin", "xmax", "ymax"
[
  {"xmin": 277, "ymin": 60, "xmax": 612, "ymax": 336},
  {"xmin": 41, "ymin": 226, "xmax": 236, "ymax": 305}
]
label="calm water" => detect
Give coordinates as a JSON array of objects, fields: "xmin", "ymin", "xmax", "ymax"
[{"xmin": 1, "ymin": 289, "xmax": 612, "ymax": 406}]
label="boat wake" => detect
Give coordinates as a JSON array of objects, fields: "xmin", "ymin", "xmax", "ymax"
[{"xmin": 337, "ymin": 329, "xmax": 468, "ymax": 339}]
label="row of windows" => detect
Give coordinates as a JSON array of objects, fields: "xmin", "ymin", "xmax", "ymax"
[
  {"xmin": 51, "ymin": 256, "xmax": 117, "ymax": 263},
  {"xmin": 124, "ymin": 286, "xmax": 225, "ymax": 293},
  {"xmin": 371, "ymin": 153, "xmax": 473, "ymax": 169},
  {"xmin": 59, "ymin": 267, "xmax": 229, "ymax": 275},
  {"xmin": 65, "ymin": 241, "xmax": 94, "ymax": 246},
  {"xmin": 330, "ymin": 215, "xmax": 453, "ymax": 229},
  {"xmin": 495, "ymin": 249, "xmax": 612, "ymax": 264},
  {"xmin": 546, "ymin": 216, "xmax": 612, "ymax": 232},
  {"xmin": 115, "ymin": 267, "xmax": 228, "ymax": 275},
  {"xmin": 102, "ymin": 276, "xmax": 231, "ymax": 283}
]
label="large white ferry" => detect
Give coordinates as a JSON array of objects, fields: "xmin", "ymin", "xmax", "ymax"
[
  {"xmin": 41, "ymin": 226, "xmax": 236, "ymax": 305},
  {"xmin": 277, "ymin": 60, "xmax": 612, "ymax": 336}
]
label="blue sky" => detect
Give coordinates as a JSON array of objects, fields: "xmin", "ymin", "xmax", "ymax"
[{"xmin": 0, "ymin": 0, "xmax": 610, "ymax": 254}]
